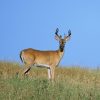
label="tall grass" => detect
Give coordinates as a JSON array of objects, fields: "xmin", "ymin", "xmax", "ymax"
[{"xmin": 0, "ymin": 61, "xmax": 100, "ymax": 100}]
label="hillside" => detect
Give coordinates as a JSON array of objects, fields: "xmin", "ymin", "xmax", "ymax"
[{"xmin": 0, "ymin": 61, "xmax": 100, "ymax": 100}]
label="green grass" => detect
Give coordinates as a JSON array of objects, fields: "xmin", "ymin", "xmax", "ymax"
[{"xmin": 0, "ymin": 61, "xmax": 100, "ymax": 100}]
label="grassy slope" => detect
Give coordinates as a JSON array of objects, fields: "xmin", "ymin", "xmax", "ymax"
[{"xmin": 0, "ymin": 61, "xmax": 100, "ymax": 100}]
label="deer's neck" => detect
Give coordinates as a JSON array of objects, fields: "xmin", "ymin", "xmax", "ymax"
[
  {"xmin": 56, "ymin": 46, "xmax": 65, "ymax": 62},
  {"xmin": 58, "ymin": 49, "xmax": 64, "ymax": 59},
  {"xmin": 55, "ymin": 49, "xmax": 64, "ymax": 67}
]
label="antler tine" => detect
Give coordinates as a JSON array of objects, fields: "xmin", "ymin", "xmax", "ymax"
[
  {"xmin": 55, "ymin": 28, "xmax": 59, "ymax": 36},
  {"xmin": 68, "ymin": 29, "xmax": 71, "ymax": 36}
]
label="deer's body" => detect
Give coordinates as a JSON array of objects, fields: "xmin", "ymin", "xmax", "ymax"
[
  {"xmin": 20, "ymin": 48, "xmax": 63, "ymax": 68},
  {"xmin": 20, "ymin": 28, "xmax": 71, "ymax": 80}
]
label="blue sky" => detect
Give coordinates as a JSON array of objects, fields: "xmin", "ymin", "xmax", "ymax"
[{"xmin": 0, "ymin": 0, "xmax": 100, "ymax": 68}]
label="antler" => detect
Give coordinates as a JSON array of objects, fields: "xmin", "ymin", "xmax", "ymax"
[
  {"xmin": 68, "ymin": 29, "xmax": 71, "ymax": 36},
  {"xmin": 55, "ymin": 28, "xmax": 62, "ymax": 40},
  {"xmin": 64, "ymin": 29, "xmax": 71, "ymax": 40},
  {"xmin": 55, "ymin": 28, "xmax": 59, "ymax": 36}
]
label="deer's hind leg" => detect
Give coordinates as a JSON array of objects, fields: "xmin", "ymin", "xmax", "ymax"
[
  {"xmin": 24, "ymin": 65, "xmax": 32, "ymax": 75},
  {"xmin": 23, "ymin": 56, "xmax": 35, "ymax": 76}
]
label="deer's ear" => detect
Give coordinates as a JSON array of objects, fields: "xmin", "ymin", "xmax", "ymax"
[
  {"xmin": 55, "ymin": 34, "xmax": 60, "ymax": 41},
  {"xmin": 64, "ymin": 36, "xmax": 70, "ymax": 41}
]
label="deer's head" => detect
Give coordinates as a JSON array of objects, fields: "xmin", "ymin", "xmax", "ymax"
[{"xmin": 55, "ymin": 28, "xmax": 71, "ymax": 52}]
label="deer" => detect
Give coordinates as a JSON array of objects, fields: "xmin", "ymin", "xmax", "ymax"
[{"xmin": 20, "ymin": 28, "xmax": 71, "ymax": 80}]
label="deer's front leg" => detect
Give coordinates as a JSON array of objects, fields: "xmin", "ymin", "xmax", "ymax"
[
  {"xmin": 50, "ymin": 66, "xmax": 55, "ymax": 80},
  {"xmin": 48, "ymin": 67, "xmax": 51, "ymax": 79}
]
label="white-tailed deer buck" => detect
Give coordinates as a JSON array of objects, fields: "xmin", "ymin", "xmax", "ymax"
[{"xmin": 20, "ymin": 28, "xmax": 71, "ymax": 80}]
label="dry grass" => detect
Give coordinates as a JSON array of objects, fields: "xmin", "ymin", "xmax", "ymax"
[
  {"xmin": 0, "ymin": 61, "xmax": 100, "ymax": 100},
  {"xmin": 0, "ymin": 61, "xmax": 99, "ymax": 86}
]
